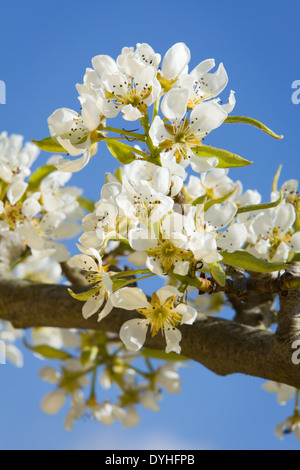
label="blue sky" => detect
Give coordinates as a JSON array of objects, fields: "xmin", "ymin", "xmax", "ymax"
[{"xmin": 0, "ymin": 0, "xmax": 299, "ymax": 450}]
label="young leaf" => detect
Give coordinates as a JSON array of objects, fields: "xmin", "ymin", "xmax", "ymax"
[
  {"xmin": 236, "ymin": 191, "xmax": 283, "ymax": 215},
  {"xmin": 209, "ymin": 262, "xmax": 226, "ymax": 286},
  {"xmin": 204, "ymin": 187, "xmax": 237, "ymax": 211},
  {"xmin": 106, "ymin": 140, "xmax": 136, "ymax": 164},
  {"xmin": 191, "ymin": 195, "xmax": 207, "ymax": 206},
  {"xmin": 272, "ymin": 165, "xmax": 283, "ymax": 192},
  {"xmin": 68, "ymin": 287, "xmax": 99, "ymax": 301},
  {"xmin": 141, "ymin": 348, "xmax": 189, "ymax": 361},
  {"xmin": 221, "ymin": 250, "xmax": 290, "ymax": 273},
  {"xmin": 28, "ymin": 165, "xmax": 56, "ymax": 191},
  {"xmin": 224, "ymin": 116, "xmax": 284, "ymax": 139},
  {"xmin": 81, "ymin": 346, "xmax": 99, "ymax": 366},
  {"xmin": 193, "ymin": 145, "xmax": 252, "ymax": 168},
  {"xmin": 32, "ymin": 137, "xmax": 69, "ymax": 153},
  {"xmin": 24, "ymin": 341, "xmax": 72, "ymax": 360},
  {"xmin": 77, "ymin": 196, "xmax": 95, "ymax": 213}
]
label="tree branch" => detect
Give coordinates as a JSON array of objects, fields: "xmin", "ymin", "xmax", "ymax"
[{"xmin": 0, "ymin": 275, "xmax": 300, "ymax": 388}]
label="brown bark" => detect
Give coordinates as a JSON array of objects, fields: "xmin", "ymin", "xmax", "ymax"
[{"xmin": 0, "ymin": 267, "xmax": 300, "ymax": 388}]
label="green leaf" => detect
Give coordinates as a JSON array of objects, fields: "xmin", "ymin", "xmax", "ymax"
[
  {"xmin": 114, "ymin": 167, "xmax": 123, "ymax": 183},
  {"xmin": 28, "ymin": 165, "xmax": 56, "ymax": 191},
  {"xmin": 193, "ymin": 145, "xmax": 252, "ymax": 168},
  {"xmin": 236, "ymin": 191, "xmax": 283, "ymax": 215},
  {"xmin": 209, "ymin": 262, "xmax": 226, "ymax": 286},
  {"xmin": 141, "ymin": 348, "xmax": 189, "ymax": 361},
  {"xmin": 191, "ymin": 195, "xmax": 207, "ymax": 206},
  {"xmin": 224, "ymin": 116, "xmax": 284, "ymax": 140},
  {"xmin": 169, "ymin": 270, "xmax": 203, "ymax": 289},
  {"xmin": 111, "ymin": 268, "xmax": 151, "ymax": 279},
  {"xmin": 81, "ymin": 346, "xmax": 98, "ymax": 366},
  {"xmin": 24, "ymin": 341, "xmax": 72, "ymax": 360},
  {"xmin": 291, "ymin": 253, "xmax": 300, "ymax": 262},
  {"xmin": 112, "ymin": 278, "xmax": 136, "ymax": 290},
  {"xmin": 221, "ymin": 250, "xmax": 290, "ymax": 273},
  {"xmin": 68, "ymin": 287, "xmax": 99, "ymax": 301},
  {"xmin": 77, "ymin": 196, "xmax": 95, "ymax": 213},
  {"xmin": 272, "ymin": 165, "xmax": 283, "ymax": 192},
  {"xmin": 106, "ymin": 140, "xmax": 136, "ymax": 164},
  {"xmin": 32, "ymin": 137, "xmax": 69, "ymax": 153}
]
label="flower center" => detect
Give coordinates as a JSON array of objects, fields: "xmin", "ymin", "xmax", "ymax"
[
  {"xmin": 146, "ymin": 240, "xmax": 188, "ymax": 273},
  {"xmin": 106, "ymin": 80, "xmax": 152, "ymax": 113},
  {"xmin": 1, "ymin": 201, "xmax": 25, "ymax": 229},
  {"xmin": 66, "ymin": 117, "xmax": 88, "ymax": 144},
  {"xmin": 188, "ymin": 80, "xmax": 214, "ymax": 109},
  {"xmin": 137, "ymin": 293, "xmax": 182, "ymax": 336}
]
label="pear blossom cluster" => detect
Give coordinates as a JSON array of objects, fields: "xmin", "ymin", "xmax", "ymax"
[
  {"xmin": 68, "ymin": 155, "xmax": 299, "ymax": 355},
  {"xmin": 263, "ymin": 382, "xmax": 300, "ymax": 441},
  {"xmin": 244, "ymin": 179, "xmax": 300, "ymax": 262},
  {"xmin": 0, "ymin": 321, "xmax": 23, "ymax": 367},
  {"xmin": 0, "ymin": 245, "xmax": 184, "ymax": 431},
  {"xmin": 0, "ymin": 132, "xmax": 83, "ymax": 262},
  {"xmin": 1, "ymin": 43, "xmax": 299, "ymax": 440},
  {"xmin": 44, "ymin": 42, "xmax": 235, "ymax": 173},
  {"xmin": 36, "ymin": 329, "xmax": 184, "ymax": 431}
]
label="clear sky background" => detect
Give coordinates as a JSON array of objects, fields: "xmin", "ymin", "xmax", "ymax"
[{"xmin": 0, "ymin": 0, "xmax": 299, "ymax": 450}]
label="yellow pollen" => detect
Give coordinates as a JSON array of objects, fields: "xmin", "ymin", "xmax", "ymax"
[{"xmin": 137, "ymin": 294, "xmax": 181, "ymax": 336}]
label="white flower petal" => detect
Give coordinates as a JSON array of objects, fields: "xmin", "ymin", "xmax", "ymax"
[
  {"xmin": 149, "ymin": 115, "xmax": 169, "ymax": 146},
  {"xmin": 92, "ymin": 54, "xmax": 119, "ymax": 76},
  {"xmin": 98, "ymin": 297, "xmax": 113, "ymax": 322},
  {"xmin": 164, "ymin": 327, "xmax": 182, "ymax": 354},
  {"xmin": 190, "ymin": 155, "xmax": 219, "ymax": 173},
  {"xmin": 111, "ymin": 287, "xmax": 151, "ymax": 310},
  {"xmin": 222, "ymin": 90, "xmax": 236, "ymax": 114},
  {"xmin": 190, "ymin": 59, "xmax": 216, "ymax": 79},
  {"xmin": 79, "ymin": 94, "xmax": 101, "ymax": 131},
  {"xmin": 140, "ymin": 390, "xmax": 162, "ymax": 411},
  {"xmin": 55, "ymin": 151, "xmax": 91, "ymax": 173},
  {"xmin": 22, "ymin": 197, "xmax": 41, "ymax": 219},
  {"xmin": 127, "ymin": 251, "xmax": 148, "ymax": 268},
  {"xmin": 39, "ymin": 366, "xmax": 61, "ymax": 384},
  {"xmin": 119, "ymin": 319, "xmax": 149, "ymax": 351},
  {"xmin": 82, "ymin": 293, "xmax": 105, "ymax": 319},
  {"xmin": 128, "ymin": 228, "xmax": 157, "ymax": 251},
  {"xmin": 146, "ymin": 257, "xmax": 164, "ymax": 275},
  {"xmin": 274, "ymin": 204, "xmax": 295, "ymax": 234},
  {"xmin": 272, "ymin": 241, "xmax": 290, "ymax": 263},
  {"xmin": 173, "ymin": 260, "xmax": 190, "ymax": 276},
  {"xmin": 281, "ymin": 179, "xmax": 298, "ymax": 197},
  {"xmin": 189, "ymin": 231, "xmax": 218, "ymax": 261},
  {"xmin": 175, "ymin": 304, "xmax": 197, "ymax": 325},
  {"xmin": 190, "ymin": 101, "xmax": 228, "ymax": 134},
  {"xmin": 122, "ymin": 104, "xmax": 142, "ymax": 122},
  {"xmin": 203, "ymin": 62, "xmax": 228, "ymax": 98},
  {"xmin": 161, "ymin": 87, "xmax": 190, "ymax": 121},
  {"xmin": 7, "ymin": 181, "xmax": 28, "ymax": 205},
  {"xmin": 205, "ymin": 201, "xmax": 237, "ymax": 229},
  {"xmin": 217, "ymin": 223, "xmax": 247, "ymax": 252},
  {"xmin": 161, "ymin": 43, "xmax": 191, "ymax": 79},
  {"xmin": 68, "ymin": 254, "xmax": 98, "ymax": 272},
  {"xmin": 290, "ymin": 232, "xmax": 300, "ymax": 252},
  {"xmin": 156, "ymin": 286, "xmax": 180, "ymax": 303},
  {"xmin": 41, "ymin": 390, "xmax": 66, "ymax": 415},
  {"xmin": 5, "ymin": 344, "xmax": 23, "ymax": 368}
]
